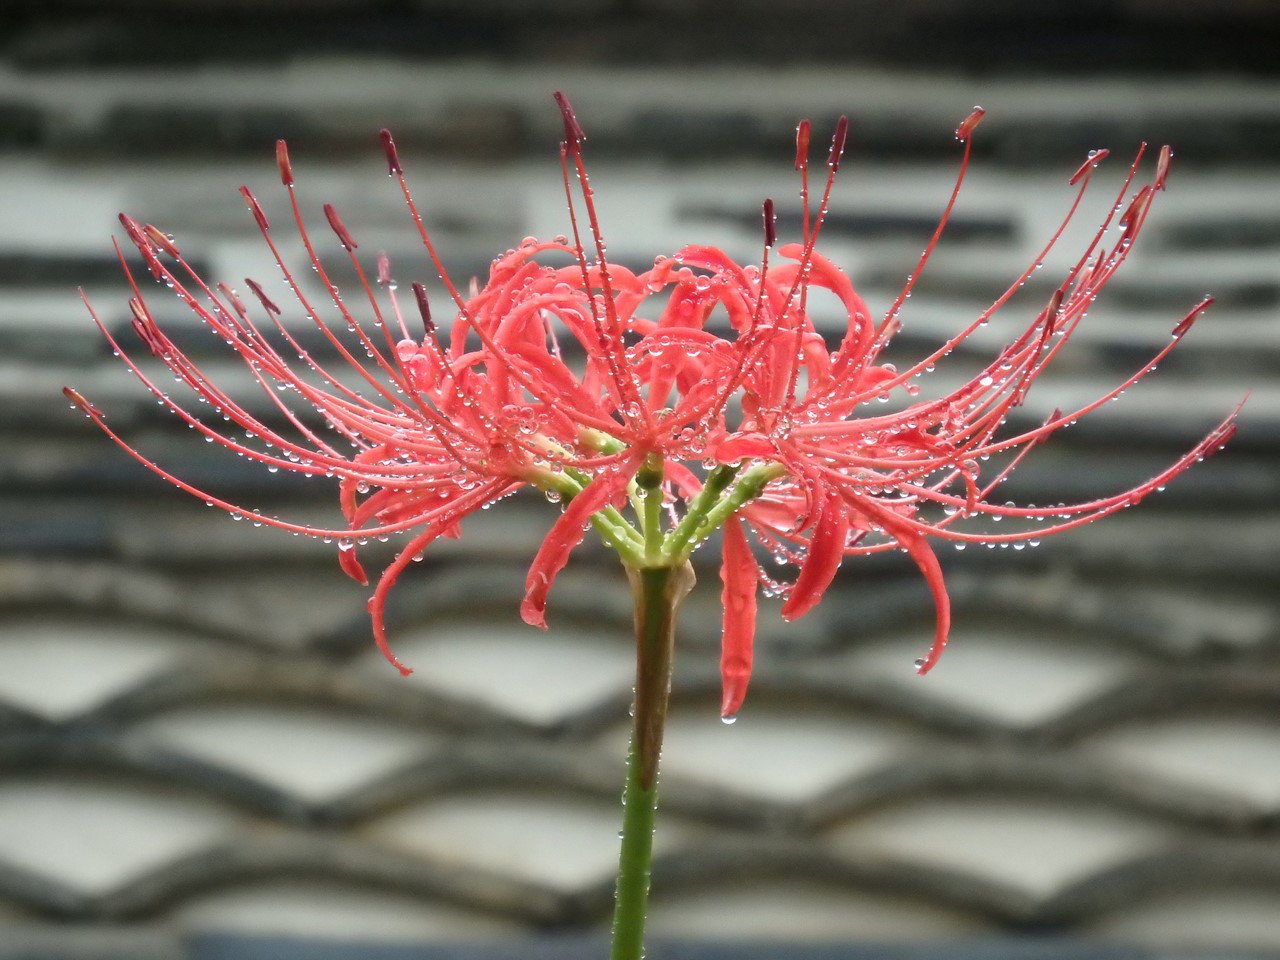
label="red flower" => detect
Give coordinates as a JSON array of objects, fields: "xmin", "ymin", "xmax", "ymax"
[
  {"xmin": 67, "ymin": 95, "xmax": 1239, "ymax": 719},
  {"xmin": 681, "ymin": 111, "xmax": 1241, "ymax": 714}
]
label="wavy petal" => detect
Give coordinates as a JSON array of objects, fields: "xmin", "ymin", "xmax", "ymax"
[
  {"xmin": 870, "ymin": 505, "xmax": 952, "ymax": 674},
  {"xmin": 719, "ymin": 514, "xmax": 758, "ymax": 718},
  {"xmin": 521, "ymin": 466, "xmax": 635, "ymax": 629},
  {"xmin": 338, "ymin": 541, "xmax": 368, "ymax": 585},
  {"xmin": 368, "ymin": 523, "xmax": 447, "ymax": 677},
  {"xmin": 780, "ymin": 489, "xmax": 849, "ymax": 621}
]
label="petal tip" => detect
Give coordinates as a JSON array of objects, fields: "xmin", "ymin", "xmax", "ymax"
[
  {"xmin": 720, "ymin": 681, "xmax": 747, "ymax": 720},
  {"xmin": 519, "ymin": 597, "xmax": 549, "ymax": 630}
]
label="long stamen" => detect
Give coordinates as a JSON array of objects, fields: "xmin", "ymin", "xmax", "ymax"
[{"xmin": 554, "ymin": 91, "xmax": 651, "ymax": 432}]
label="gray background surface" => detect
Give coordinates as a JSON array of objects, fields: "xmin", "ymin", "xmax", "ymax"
[{"xmin": 0, "ymin": 2, "xmax": 1277, "ymax": 957}]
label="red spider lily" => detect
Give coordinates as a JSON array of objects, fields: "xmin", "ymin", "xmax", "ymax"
[
  {"xmin": 67, "ymin": 94, "xmax": 1238, "ymax": 720},
  {"xmin": 682, "ymin": 111, "xmax": 1242, "ymax": 715}
]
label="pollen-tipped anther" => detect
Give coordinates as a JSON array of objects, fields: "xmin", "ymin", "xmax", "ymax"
[
  {"xmin": 794, "ymin": 120, "xmax": 811, "ymax": 170},
  {"xmin": 117, "ymin": 213, "xmax": 147, "ymax": 248},
  {"xmin": 956, "ymin": 106, "xmax": 985, "ymax": 141},
  {"xmin": 1155, "ymin": 145, "xmax": 1173, "ymax": 191},
  {"xmin": 276, "ymin": 140, "xmax": 294, "ymax": 186},
  {"xmin": 411, "ymin": 282, "xmax": 435, "ymax": 334},
  {"xmin": 762, "ymin": 199, "xmax": 776, "ymax": 248},
  {"xmin": 62, "ymin": 386, "xmax": 101, "ymax": 418},
  {"xmin": 143, "ymin": 224, "xmax": 179, "ymax": 258},
  {"xmin": 1119, "ymin": 185, "xmax": 1152, "ymax": 231},
  {"xmin": 244, "ymin": 277, "xmax": 282, "ymax": 316},
  {"xmin": 127, "ymin": 297, "xmax": 164, "ymax": 355},
  {"xmin": 324, "ymin": 203, "xmax": 357, "ymax": 252},
  {"xmin": 1038, "ymin": 408, "xmax": 1063, "ymax": 443},
  {"xmin": 239, "ymin": 187, "xmax": 270, "ymax": 232},
  {"xmin": 827, "ymin": 116, "xmax": 848, "ymax": 171},
  {"xmin": 1173, "ymin": 296, "xmax": 1213, "ymax": 338},
  {"xmin": 1045, "ymin": 287, "xmax": 1064, "ymax": 327},
  {"xmin": 1069, "ymin": 148, "xmax": 1110, "ymax": 186},
  {"xmin": 553, "ymin": 91, "xmax": 586, "ymax": 147},
  {"xmin": 217, "ymin": 282, "xmax": 246, "ymax": 315},
  {"xmin": 1211, "ymin": 422, "xmax": 1238, "ymax": 448},
  {"xmin": 379, "ymin": 129, "xmax": 402, "ymax": 175}
]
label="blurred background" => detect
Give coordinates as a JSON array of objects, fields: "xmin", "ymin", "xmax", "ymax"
[{"xmin": 1, "ymin": 2, "xmax": 1278, "ymax": 958}]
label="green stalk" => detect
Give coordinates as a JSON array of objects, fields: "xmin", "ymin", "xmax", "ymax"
[
  {"xmin": 665, "ymin": 462, "xmax": 785, "ymax": 561},
  {"xmin": 611, "ymin": 562, "xmax": 694, "ymax": 960},
  {"xmin": 664, "ymin": 463, "xmax": 737, "ymax": 557}
]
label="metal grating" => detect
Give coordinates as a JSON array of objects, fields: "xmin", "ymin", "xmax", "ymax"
[{"xmin": 0, "ymin": 45, "xmax": 1278, "ymax": 960}]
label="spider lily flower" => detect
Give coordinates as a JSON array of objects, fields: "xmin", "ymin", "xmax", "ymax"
[
  {"xmin": 67, "ymin": 95, "xmax": 1238, "ymax": 721},
  {"xmin": 687, "ymin": 113, "xmax": 1242, "ymax": 715}
]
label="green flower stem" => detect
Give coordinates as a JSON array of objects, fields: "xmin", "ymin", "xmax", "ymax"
[
  {"xmin": 687, "ymin": 462, "xmax": 786, "ymax": 545},
  {"xmin": 666, "ymin": 462, "xmax": 787, "ymax": 561},
  {"xmin": 593, "ymin": 504, "xmax": 645, "ymax": 562},
  {"xmin": 612, "ymin": 562, "xmax": 694, "ymax": 960},
  {"xmin": 636, "ymin": 452, "xmax": 666, "ymax": 563},
  {"xmin": 533, "ymin": 466, "xmax": 645, "ymax": 565},
  {"xmin": 663, "ymin": 463, "xmax": 738, "ymax": 557},
  {"xmin": 579, "ymin": 426, "xmax": 628, "ymax": 455}
]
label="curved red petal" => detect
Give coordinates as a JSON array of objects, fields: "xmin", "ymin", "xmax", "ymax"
[
  {"xmin": 872, "ymin": 506, "xmax": 952, "ymax": 674},
  {"xmin": 719, "ymin": 515, "xmax": 758, "ymax": 718},
  {"xmin": 780, "ymin": 491, "xmax": 849, "ymax": 622},
  {"xmin": 521, "ymin": 466, "xmax": 634, "ymax": 629},
  {"xmin": 368, "ymin": 523, "xmax": 448, "ymax": 677},
  {"xmin": 338, "ymin": 541, "xmax": 368, "ymax": 585}
]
